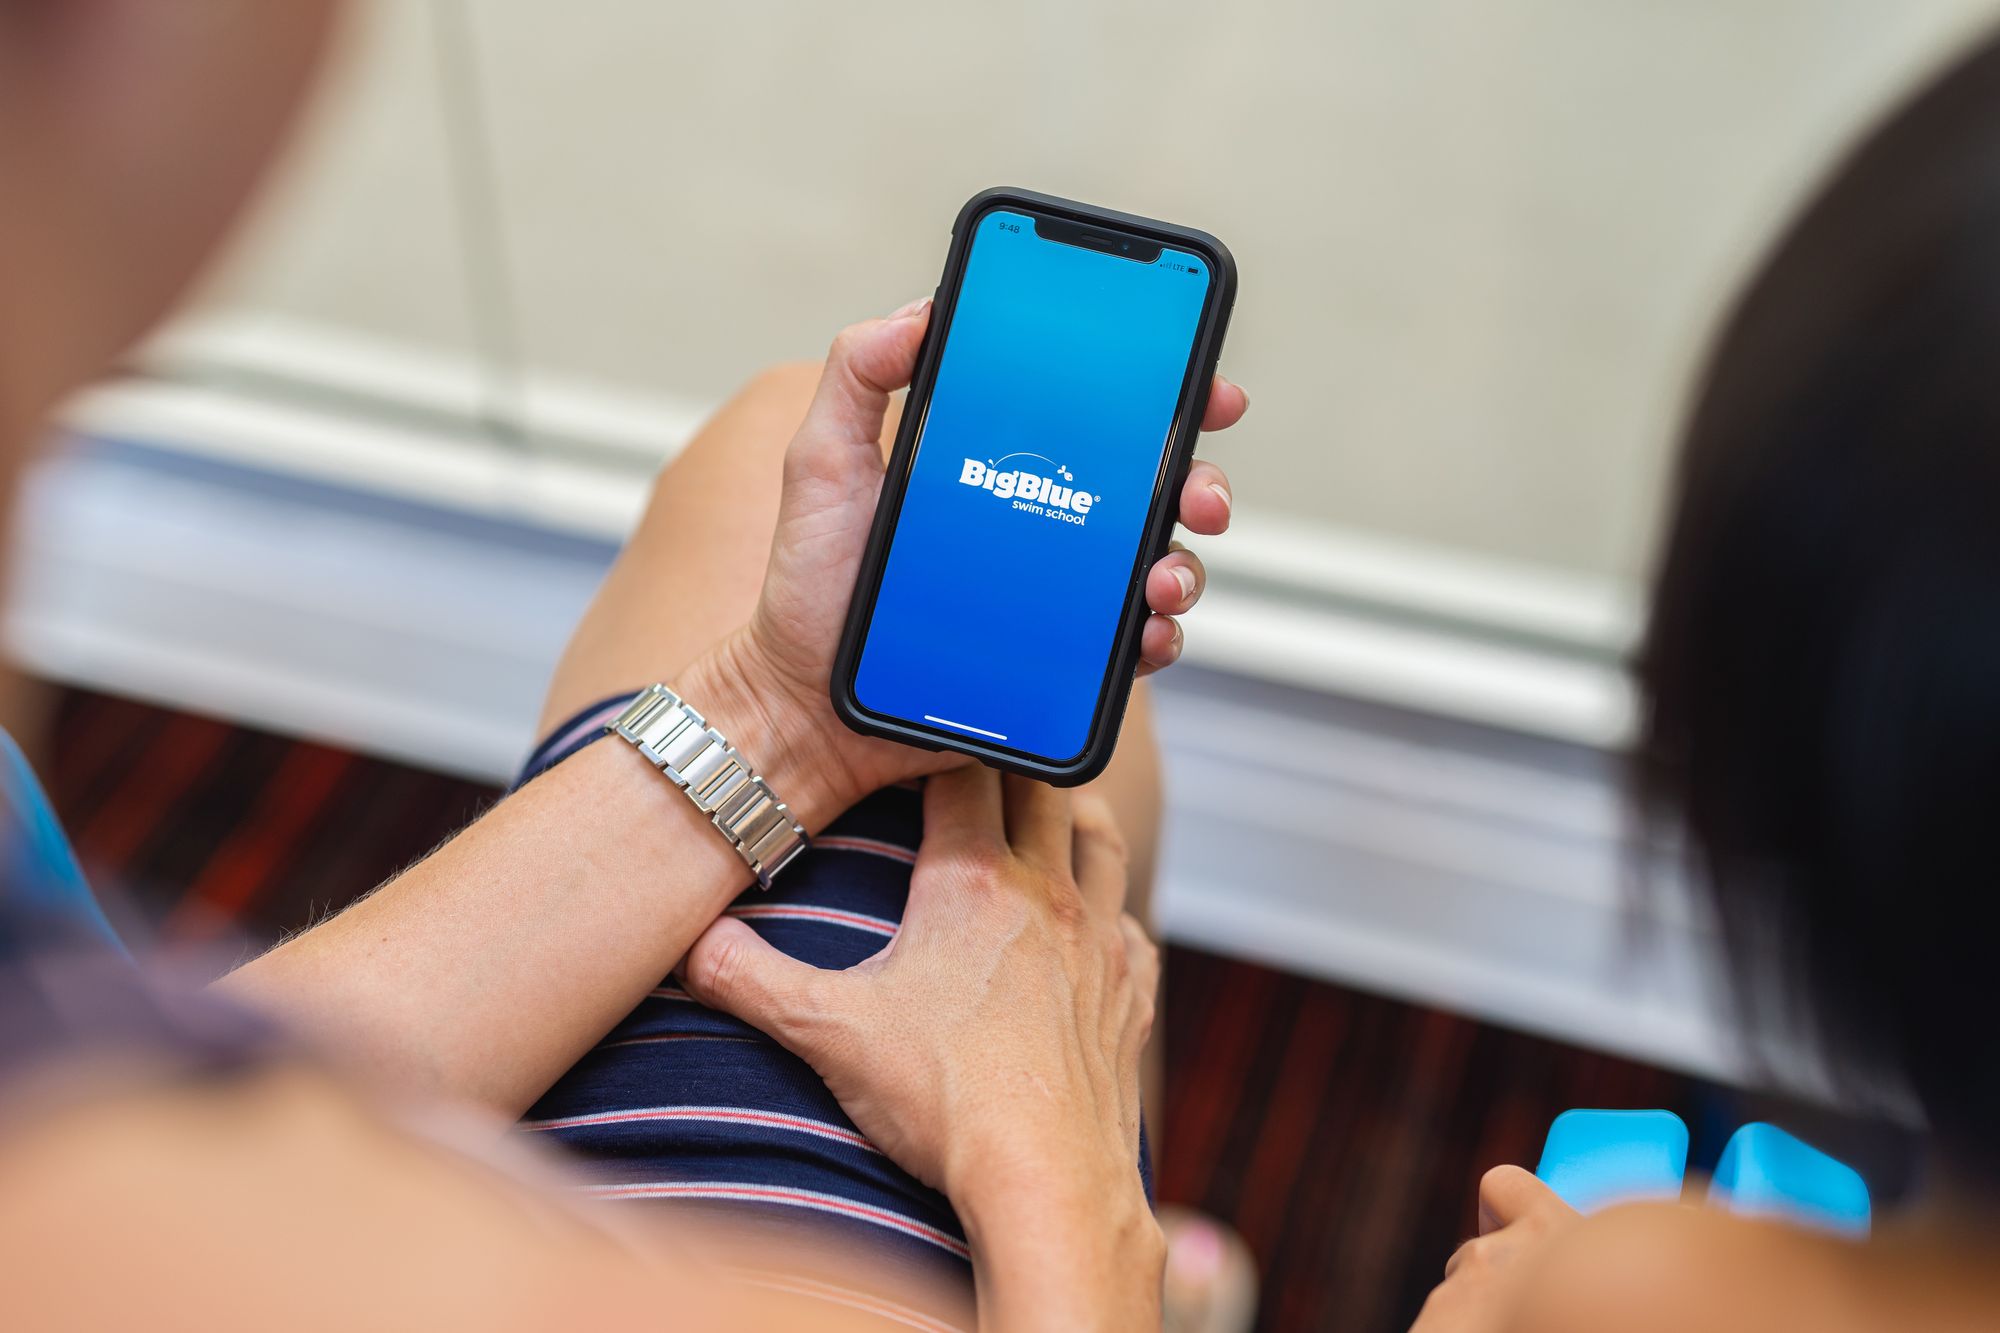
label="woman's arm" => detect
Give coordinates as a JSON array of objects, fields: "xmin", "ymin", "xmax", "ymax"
[
  {"xmin": 219, "ymin": 301, "xmax": 1246, "ymax": 1118},
  {"xmin": 214, "ymin": 304, "xmax": 942, "ymax": 1115},
  {"xmin": 214, "ymin": 640, "xmax": 844, "ymax": 1116}
]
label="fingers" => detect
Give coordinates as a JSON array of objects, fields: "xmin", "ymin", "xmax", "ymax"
[
  {"xmin": 1002, "ymin": 772, "xmax": 1072, "ymax": 873},
  {"xmin": 1440, "ymin": 1167, "xmax": 1574, "ymax": 1283},
  {"xmin": 798, "ymin": 300, "xmax": 932, "ymax": 457},
  {"xmin": 1136, "ymin": 613, "xmax": 1184, "ymax": 676},
  {"xmin": 1141, "ymin": 457, "xmax": 1233, "ymax": 677},
  {"xmin": 1477, "ymin": 1164, "xmax": 1571, "ymax": 1235},
  {"xmin": 1071, "ymin": 794, "xmax": 1131, "ymax": 919},
  {"xmin": 1119, "ymin": 914, "xmax": 1161, "ymax": 1001},
  {"xmin": 682, "ymin": 917, "xmax": 831, "ymax": 1049},
  {"xmin": 1146, "ymin": 542, "xmax": 1206, "ymax": 617},
  {"xmin": 916, "ymin": 764, "xmax": 1006, "ymax": 864},
  {"xmin": 1201, "ymin": 374, "xmax": 1248, "ymax": 432},
  {"xmin": 1443, "ymin": 1236, "xmax": 1482, "ymax": 1281},
  {"xmin": 1140, "ymin": 457, "xmax": 1232, "ymax": 676},
  {"xmin": 1116, "ymin": 912, "xmax": 1160, "ymax": 1136},
  {"xmin": 1178, "ymin": 460, "xmax": 1233, "ymax": 537}
]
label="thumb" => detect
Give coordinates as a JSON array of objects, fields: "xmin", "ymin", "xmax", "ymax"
[
  {"xmin": 682, "ymin": 916, "xmax": 831, "ymax": 1048},
  {"xmin": 796, "ymin": 300, "xmax": 931, "ymax": 457},
  {"xmin": 1477, "ymin": 1165, "xmax": 1572, "ymax": 1234}
]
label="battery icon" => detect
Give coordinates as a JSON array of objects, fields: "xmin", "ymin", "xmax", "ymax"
[{"xmin": 1187, "ymin": 266, "xmax": 1201, "ymax": 276}]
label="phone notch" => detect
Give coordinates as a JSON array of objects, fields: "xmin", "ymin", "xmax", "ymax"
[{"xmin": 1032, "ymin": 215, "xmax": 1163, "ymax": 264}]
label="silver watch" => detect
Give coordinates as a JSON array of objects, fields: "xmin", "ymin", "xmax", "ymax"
[{"xmin": 608, "ymin": 684, "xmax": 809, "ymax": 889}]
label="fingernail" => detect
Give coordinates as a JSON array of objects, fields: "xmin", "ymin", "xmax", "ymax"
[
  {"xmin": 889, "ymin": 296, "xmax": 931, "ymax": 321},
  {"xmin": 1207, "ymin": 481, "xmax": 1232, "ymax": 514},
  {"xmin": 1229, "ymin": 377, "xmax": 1248, "ymax": 408},
  {"xmin": 1169, "ymin": 1221, "xmax": 1225, "ymax": 1281},
  {"xmin": 1171, "ymin": 565, "xmax": 1196, "ymax": 603}
]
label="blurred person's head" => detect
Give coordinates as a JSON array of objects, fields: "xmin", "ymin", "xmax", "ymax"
[
  {"xmin": 0, "ymin": 1, "xmax": 341, "ymax": 447},
  {"xmin": 1638, "ymin": 32, "xmax": 2000, "ymax": 1189}
]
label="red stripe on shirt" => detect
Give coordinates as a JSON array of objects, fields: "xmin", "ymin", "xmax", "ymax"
[
  {"xmin": 602, "ymin": 1032, "xmax": 761, "ymax": 1051},
  {"xmin": 811, "ymin": 835, "xmax": 919, "ymax": 865},
  {"xmin": 730, "ymin": 904, "xmax": 900, "ymax": 938},
  {"xmin": 539, "ymin": 698, "xmax": 634, "ymax": 762},
  {"xmin": 586, "ymin": 1181, "xmax": 969, "ymax": 1259},
  {"xmin": 525, "ymin": 1105, "xmax": 880, "ymax": 1154}
]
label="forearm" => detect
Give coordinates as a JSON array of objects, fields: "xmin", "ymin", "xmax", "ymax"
[
  {"xmin": 217, "ymin": 649, "xmax": 847, "ymax": 1117},
  {"xmin": 959, "ymin": 1165, "xmax": 1165, "ymax": 1332}
]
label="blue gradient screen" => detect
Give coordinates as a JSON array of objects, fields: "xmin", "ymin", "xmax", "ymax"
[{"xmin": 853, "ymin": 209, "xmax": 1212, "ymax": 762}]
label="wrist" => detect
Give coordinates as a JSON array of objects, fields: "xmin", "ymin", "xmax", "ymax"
[
  {"xmin": 951, "ymin": 1122, "xmax": 1155, "ymax": 1242},
  {"xmin": 671, "ymin": 631, "xmax": 857, "ymax": 831},
  {"xmin": 957, "ymin": 1158, "xmax": 1164, "ymax": 1330},
  {"xmin": 960, "ymin": 1167, "xmax": 1160, "ymax": 1254},
  {"xmin": 943, "ymin": 1098, "xmax": 1136, "ymax": 1205}
]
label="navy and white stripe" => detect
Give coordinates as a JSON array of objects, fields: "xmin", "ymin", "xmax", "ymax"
[{"xmin": 514, "ymin": 691, "xmax": 1150, "ymax": 1320}]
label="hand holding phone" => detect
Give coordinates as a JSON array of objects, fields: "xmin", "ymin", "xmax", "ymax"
[
  {"xmin": 692, "ymin": 219, "xmax": 1240, "ymax": 824},
  {"xmin": 832, "ymin": 188, "xmax": 1238, "ymax": 784}
]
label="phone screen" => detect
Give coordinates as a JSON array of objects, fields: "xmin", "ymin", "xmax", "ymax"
[{"xmin": 851, "ymin": 207, "xmax": 1214, "ymax": 763}]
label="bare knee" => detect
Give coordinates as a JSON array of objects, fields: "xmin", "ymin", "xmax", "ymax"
[
  {"xmin": 732, "ymin": 361, "xmax": 821, "ymax": 432},
  {"xmin": 1081, "ymin": 681, "xmax": 1163, "ymax": 921},
  {"xmin": 651, "ymin": 360, "xmax": 822, "ymax": 496},
  {"xmin": 732, "ymin": 358, "xmax": 901, "ymax": 464}
]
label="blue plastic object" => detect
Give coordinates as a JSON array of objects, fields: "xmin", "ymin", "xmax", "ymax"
[
  {"xmin": 1535, "ymin": 1108, "xmax": 1690, "ymax": 1212},
  {"xmin": 0, "ymin": 729, "xmax": 121, "ymax": 951},
  {"xmin": 1709, "ymin": 1122, "xmax": 1871, "ymax": 1237}
]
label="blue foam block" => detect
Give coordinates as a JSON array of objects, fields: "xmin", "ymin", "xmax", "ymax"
[
  {"xmin": 1709, "ymin": 1122, "xmax": 1871, "ymax": 1237},
  {"xmin": 1535, "ymin": 1108, "xmax": 1690, "ymax": 1212}
]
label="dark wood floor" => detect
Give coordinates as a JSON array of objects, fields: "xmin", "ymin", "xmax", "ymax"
[{"xmin": 44, "ymin": 686, "xmax": 1707, "ymax": 1333}]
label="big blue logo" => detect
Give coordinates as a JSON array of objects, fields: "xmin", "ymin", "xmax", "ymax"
[{"xmin": 958, "ymin": 453, "xmax": 1100, "ymax": 525}]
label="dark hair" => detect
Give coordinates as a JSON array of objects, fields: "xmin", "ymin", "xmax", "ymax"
[{"xmin": 1637, "ymin": 33, "xmax": 2000, "ymax": 1180}]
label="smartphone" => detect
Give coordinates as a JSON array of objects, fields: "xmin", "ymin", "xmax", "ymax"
[{"xmin": 831, "ymin": 187, "xmax": 1236, "ymax": 785}]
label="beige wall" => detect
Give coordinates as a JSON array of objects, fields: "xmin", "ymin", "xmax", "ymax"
[{"xmin": 204, "ymin": 0, "xmax": 2000, "ymax": 584}]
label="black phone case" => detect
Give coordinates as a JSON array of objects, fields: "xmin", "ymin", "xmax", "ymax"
[{"xmin": 830, "ymin": 186, "xmax": 1238, "ymax": 786}]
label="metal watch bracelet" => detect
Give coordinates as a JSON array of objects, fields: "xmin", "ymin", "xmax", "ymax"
[{"xmin": 607, "ymin": 684, "xmax": 809, "ymax": 889}]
